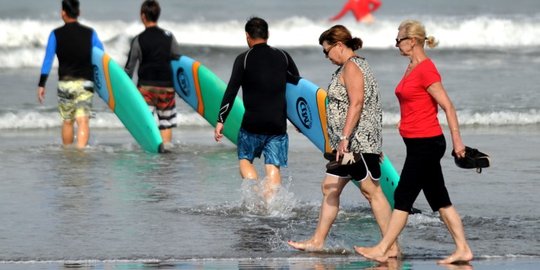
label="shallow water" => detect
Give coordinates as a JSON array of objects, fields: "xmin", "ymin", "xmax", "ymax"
[
  {"xmin": 1, "ymin": 0, "xmax": 539, "ymax": 269},
  {"xmin": 1, "ymin": 127, "xmax": 539, "ymax": 265}
]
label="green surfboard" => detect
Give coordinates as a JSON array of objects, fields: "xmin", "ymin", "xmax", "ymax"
[{"xmin": 92, "ymin": 47, "xmax": 164, "ymax": 153}]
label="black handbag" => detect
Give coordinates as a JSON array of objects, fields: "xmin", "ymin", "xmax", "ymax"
[{"xmin": 452, "ymin": 146, "xmax": 490, "ymax": 173}]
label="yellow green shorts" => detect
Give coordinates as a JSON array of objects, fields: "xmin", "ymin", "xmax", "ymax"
[{"xmin": 57, "ymin": 80, "xmax": 94, "ymax": 120}]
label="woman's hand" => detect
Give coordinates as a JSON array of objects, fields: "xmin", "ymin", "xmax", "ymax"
[
  {"xmin": 336, "ymin": 138, "xmax": 349, "ymax": 160},
  {"xmin": 453, "ymin": 143, "xmax": 466, "ymax": 158}
]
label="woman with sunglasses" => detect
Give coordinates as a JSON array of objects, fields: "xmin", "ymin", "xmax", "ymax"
[
  {"xmin": 287, "ymin": 25, "xmax": 399, "ymax": 257},
  {"xmin": 355, "ymin": 20, "xmax": 473, "ymax": 264}
]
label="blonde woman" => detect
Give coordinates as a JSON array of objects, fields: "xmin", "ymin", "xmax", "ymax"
[{"xmin": 355, "ymin": 20, "xmax": 473, "ymax": 265}]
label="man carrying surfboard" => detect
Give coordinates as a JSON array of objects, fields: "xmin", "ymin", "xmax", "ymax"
[
  {"xmin": 214, "ymin": 17, "xmax": 300, "ymax": 202},
  {"xmin": 125, "ymin": 0, "xmax": 182, "ymax": 148},
  {"xmin": 37, "ymin": 0, "xmax": 104, "ymax": 149}
]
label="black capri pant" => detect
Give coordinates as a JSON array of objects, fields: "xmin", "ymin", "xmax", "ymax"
[{"xmin": 394, "ymin": 134, "xmax": 452, "ymax": 212}]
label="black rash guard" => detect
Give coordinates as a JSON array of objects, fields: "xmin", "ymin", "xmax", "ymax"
[
  {"xmin": 38, "ymin": 22, "xmax": 103, "ymax": 87},
  {"xmin": 218, "ymin": 43, "xmax": 299, "ymax": 135},
  {"xmin": 124, "ymin": 26, "xmax": 181, "ymax": 87}
]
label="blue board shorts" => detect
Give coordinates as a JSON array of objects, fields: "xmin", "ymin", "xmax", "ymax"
[{"xmin": 237, "ymin": 128, "xmax": 288, "ymax": 167}]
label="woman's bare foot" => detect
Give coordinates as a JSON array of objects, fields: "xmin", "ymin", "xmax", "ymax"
[
  {"xmin": 387, "ymin": 243, "xmax": 402, "ymax": 258},
  {"xmin": 437, "ymin": 249, "xmax": 473, "ymax": 264},
  {"xmin": 354, "ymin": 245, "xmax": 389, "ymax": 263},
  {"xmin": 369, "ymin": 258, "xmax": 402, "ymax": 270},
  {"xmin": 287, "ymin": 239, "xmax": 324, "ymax": 251}
]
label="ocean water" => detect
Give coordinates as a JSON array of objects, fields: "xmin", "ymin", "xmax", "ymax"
[{"xmin": 0, "ymin": 0, "xmax": 539, "ymax": 269}]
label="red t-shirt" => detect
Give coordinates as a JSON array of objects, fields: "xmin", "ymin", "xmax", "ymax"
[{"xmin": 395, "ymin": 59, "xmax": 443, "ymax": 138}]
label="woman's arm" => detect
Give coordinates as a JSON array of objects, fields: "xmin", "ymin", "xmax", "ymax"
[
  {"xmin": 338, "ymin": 60, "xmax": 365, "ymax": 154},
  {"xmin": 427, "ymin": 82, "xmax": 466, "ymax": 157}
]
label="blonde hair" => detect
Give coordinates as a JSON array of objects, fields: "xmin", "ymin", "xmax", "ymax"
[{"xmin": 398, "ymin": 20, "xmax": 439, "ymax": 48}]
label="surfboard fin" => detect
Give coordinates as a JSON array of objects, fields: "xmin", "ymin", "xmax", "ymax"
[{"xmin": 157, "ymin": 143, "xmax": 166, "ymax": 154}]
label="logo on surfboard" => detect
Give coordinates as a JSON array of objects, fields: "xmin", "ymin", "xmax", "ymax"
[
  {"xmin": 176, "ymin": 67, "xmax": 190, "ymax": 97},
  {"xmin": 92, "ymin": 65, "xmax": 102, "ymax": 90},
  {"xmin": 296, "ymin": 97, "xmax": 312, "ymax": 129}
]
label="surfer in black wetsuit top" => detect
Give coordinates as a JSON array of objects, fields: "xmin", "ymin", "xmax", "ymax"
[
  {"xmin": 37, "ymin": 0, "xmax": 103, "ymax": 149},
  {"xmin": 125, "ymin": 0, "xmax": 182, "ymax": 148},
  {"xmin": 214, "ymin": 17, "xmax": 300, "ymax": 201}
]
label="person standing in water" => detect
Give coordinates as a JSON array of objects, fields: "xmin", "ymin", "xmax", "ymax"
[
  {"xmin": 287, "ymin": 25, "xmax": 399, "ymax": 256},
  {"xmin": 214, "ymin": 17, "xmax": 299, "ymax": 202},
  {"xmin": 355, "ymin": 20, "xmax": 473, "ymax": 265},
  {"xmin": 125, "ymin": 0, "xmax": 182, "ymax": 149},
  {"xmin": 330, "ymin": 0, "xmax": 382, "ymax": 24},
  {"xmin": 37, "ymin": 0, "xmax": 104, "ymax": 149}
]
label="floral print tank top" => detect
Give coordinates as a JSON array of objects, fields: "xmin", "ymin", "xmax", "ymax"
[{"xmin": 326, "ymin": 56, "xmax": 382, "ymax": 154}]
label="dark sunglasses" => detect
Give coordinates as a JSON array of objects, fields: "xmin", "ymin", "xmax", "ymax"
[
  {"xmin": 395, "ymin": 37, "xmax": 411, "ymax": 46},
  {"xmin": 323, "ymin": 43, "xmax": 338, "ymax": 57}
]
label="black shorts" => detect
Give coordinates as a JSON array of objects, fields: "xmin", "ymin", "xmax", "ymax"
[
  {"xmin": 326, "ymin": 153, "xmax": 381, "ymax": 181},
  {"xmin": 394, "ymin": 135, "xmax": 452, "ymax": 212}
]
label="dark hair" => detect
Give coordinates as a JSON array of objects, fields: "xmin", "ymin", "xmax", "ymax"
[
  {"xmin": 319, "ymin": 25, "xmax": 363, "ymax": 51},
  {"xmin": 141, "ymin": 0, "xmax": 161, "ymax": 22},
  {"xmin": 245, "ymin": 17, "xmax": 268, "ymax": 40},
  {"xmin": 62, "ymin": 0, "xmax": 80, "ymax": 19}
]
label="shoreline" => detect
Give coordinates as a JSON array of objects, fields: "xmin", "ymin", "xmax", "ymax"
[{"xmin": 1, "ymin": 257, "xmax": 539, "ymax": 270}]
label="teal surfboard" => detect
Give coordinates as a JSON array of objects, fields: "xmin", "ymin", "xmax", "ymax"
[
  {"xmin": 286, "ymin": 79, "xmax": 399, "ymax": 207},
  {"xmin": 91, "ymin": 47, "xmax": 164, "ymax": 153},
  {"xmin": 171, "ymin": 55, "xmax": 244, "ymax": 144},
  {"xmin": 171, "ymin": 56, "xmax": 399, "ymax": 206}
]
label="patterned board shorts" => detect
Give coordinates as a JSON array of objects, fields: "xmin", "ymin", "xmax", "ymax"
[
  {"xmin": 237, "ymin": 128, "xmax": 288, "ymax": 167},
  {"xmin": 57, "ymin": 80, "xmax": 94, "ymax": 120},
  {"xmin": 139, "ymin": 85, "xmax": 177, "ymax": 130}
]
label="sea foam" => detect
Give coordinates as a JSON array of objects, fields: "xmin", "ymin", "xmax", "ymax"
[
  {"xmin": 1, "ymin": 15, "xmax": 539, "ymax": 68},
  {"xmin": 1, "ymin": 110, "xmax": 538, "ymax": 130}
]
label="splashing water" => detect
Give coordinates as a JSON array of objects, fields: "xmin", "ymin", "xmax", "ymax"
[{"xmin": 240, "ymin": 176, "xmax": 298, "ymax": 218}]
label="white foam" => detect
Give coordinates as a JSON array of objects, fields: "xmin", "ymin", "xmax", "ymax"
[
  {"xmin": 382, "ymin": 109, "xmax": 540, "ymax": 127},
  {"xmin": 457, "ymin": 109, "xmax": 540, "ymax": 125},
  {"xmin": 1, "ymin": 15, "xmax": 539, "ymax": 68},
  {"xmin": 68, "ymin": 15, "xmax": 540, "ymax": 48},
  {"xmin": 1, "ymin": 109, "xmax": 538, "ymax": 130}
]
